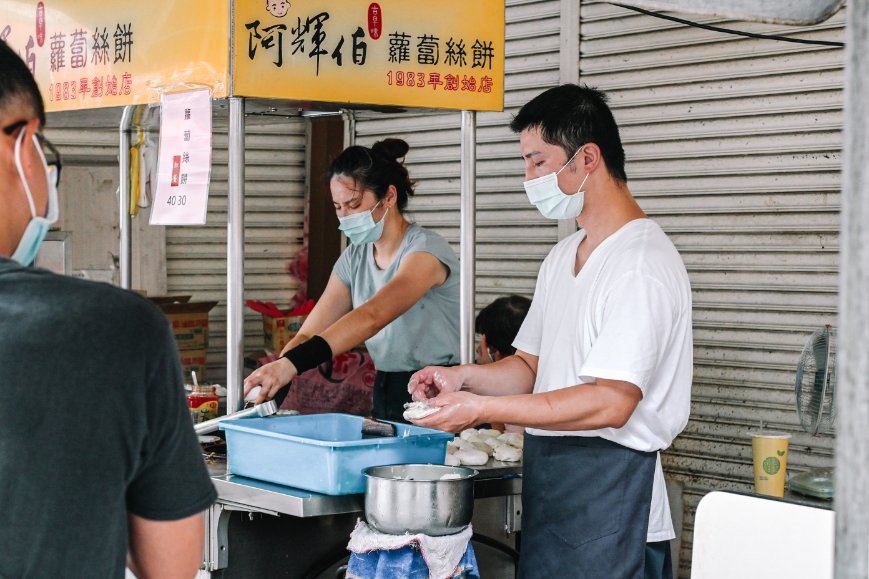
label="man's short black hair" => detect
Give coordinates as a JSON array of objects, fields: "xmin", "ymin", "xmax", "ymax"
[
  {"xmin": 475, "ymin": 295, "xmax": 532, "ymax": 357},
  {"xmin": 510, "ymin": 84, "xmax": 627, "ymax": 182},
  {"xmin": 0, "ymin": 40, "xmax": 46, "ymax": 127}
]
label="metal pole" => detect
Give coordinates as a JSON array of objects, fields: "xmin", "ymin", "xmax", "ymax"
[
  {"xmin": 227, "ymin": 97, "xmax": 245, "ymax": 414},
  {"xmin": 118, "ymin": 105, "xmax": 134, "ymax": 289},
  {"xmin": 558, "ymin": 0, "xmax": 580, "ymax": 242},
  {"xmin": 459, "ymin": 110, "xmax": 476, "ymax": 365},
  {"xmin": 836, "ymin": 0, "xmax": 869, "ymax": 575}
]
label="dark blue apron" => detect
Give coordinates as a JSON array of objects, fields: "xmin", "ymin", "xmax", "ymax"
[{"xmin": 519, "ymin": 434, "xmax": 657, "ymax": 579}]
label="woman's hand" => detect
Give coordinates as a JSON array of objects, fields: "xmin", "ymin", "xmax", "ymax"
[
  {"xmin": 243, "ymin": 357, "xmax": 298, "ymax": 404},
  {"xmin": 411, "ymin": 391, "xmax": 486, "ymax": 433},
  {"xmin": 407, "ymin": 365, "xmax": 464, "ymax": 401}
]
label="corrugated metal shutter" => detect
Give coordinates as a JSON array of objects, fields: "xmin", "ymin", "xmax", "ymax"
[
  {"xmin": 354, "ymin": 0, "xmax": 564, "ymax": 313},
  {"xmin": 579, "ymin": 2, "xmax": 843, "ymax": 575},
  {"xmin": 46, "ymin": 111, "xmax": 308, "ymax": 385},
  {"xmin": 165, "ymin": 118, "xmax": 308, "ymax": 383}
]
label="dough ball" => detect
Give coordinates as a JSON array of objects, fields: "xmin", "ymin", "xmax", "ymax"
[
  {"xmin": 455, "ymin": 448, "xmax": 488, "ymax": 466},
  {"xmin": 478, "ymin": 428, "xmax": 502, "ymax": 438},
  {"xmin": 446, "ymin": 442, "xmax": 460, "ymax": 454},
  {"xmin": 403, "ymin": 401, "xmax": 440, "ymax": 421},
  {"xmin": 497, "ymin": 432, "xmax": 524, "ymax": 449},
  {"xmin": 469, "ymin": 440, "xmax": 494, "ymax": 455},
  {"xmin": 449, "ymin": 438, "xmax": 471, "ymax": 450},
  {"xmin": 493, "ymin": 444, "xmax": 522, "ymax": 462},
  {"xmin": 444, "ymin": 453, "xmax": 461, "ymax": 466},
  {"xmin": 459, "ymin": 428, "xmax": 479, "ymax": 441}
]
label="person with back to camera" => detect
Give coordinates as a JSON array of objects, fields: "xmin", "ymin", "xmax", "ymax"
[
  {"xmin": 0, "ymin": 39, "xmax": 216, "ymax": 579},
  {"xmin": 407, "ymin": 84, "xmax": 692, "ymax": 579},
  {"xmin": 244, "ymin": 138, "xmax": 460, "ymax": 423}
]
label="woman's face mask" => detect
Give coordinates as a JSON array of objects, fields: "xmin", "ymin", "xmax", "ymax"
[
  {"xmin": 11, "ymin": 130, "xmax": 58, "ymax": 266},
  {"xmin": 523, "ymin": 147, "xmax": 590, "ymax": 220},
  {"xmin": 337, "ymin": 199, "xmax": 388, "ymax": 245}
]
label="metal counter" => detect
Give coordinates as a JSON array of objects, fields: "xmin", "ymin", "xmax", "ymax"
[
  {"xmin": 208, "ymin": 458, "xmax": 520, "ymax": 518},
  {"xmin": 201, "ymin": 459, "xmax": 523, "ymax": 577}
]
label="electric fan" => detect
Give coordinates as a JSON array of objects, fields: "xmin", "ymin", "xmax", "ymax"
[{"xmin": 789, "ymin": 325, "xmax": 836, "ymax": 500}]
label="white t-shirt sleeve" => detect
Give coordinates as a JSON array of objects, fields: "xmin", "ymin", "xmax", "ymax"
[
  {"xmin": 511, "ymin": 261, "xmax": 549, "ymax": 356},
  {"xmin": 579, "ymin": 270, "xmax": 678, "ymax": 394}
]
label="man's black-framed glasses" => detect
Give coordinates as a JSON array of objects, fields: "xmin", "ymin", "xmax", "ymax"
[{"xmin": 3, "ymin": 119, "xmax": 63, "ymax": 186}]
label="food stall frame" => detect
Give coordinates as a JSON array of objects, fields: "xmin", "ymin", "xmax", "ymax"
[
  {"xmin": 103, "ymin": 1, "xmax": 505, "ymax": 575},
  {"xmin": 7, "ymin": 0, "xmax": 869, "ymax": 575}
]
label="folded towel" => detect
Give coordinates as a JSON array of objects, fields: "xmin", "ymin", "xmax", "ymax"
[{"xmin": 346, "ymin": 520, "xmax": 478, "ymax": 579}]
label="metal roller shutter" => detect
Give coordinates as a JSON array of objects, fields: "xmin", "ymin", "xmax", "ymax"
[
  {"xmin": 353, "ymin": 0, "xmax": 565, "ymax": 313},
  {"xmin": 46, "ymin": 107, "xmax": 308, "ymax": 385},
  {"xmin": 165, "ymin": 117, "xmax": 308, "ymax": 383},
  {"xmin": 579, "ymin": 2, "xmax": 843, "ymax": 575}
]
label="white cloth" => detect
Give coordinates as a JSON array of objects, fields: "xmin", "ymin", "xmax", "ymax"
[
  {"xmin": 347, "ymin": 519, "xmax": 473, "ymax": 579},
  {"xmin": 513, "ymin": 218, "xmax": 691, "ymax": 541},
  {"xmin": 648, "ymin": 452, "xmax": 675, "ymax": 541}
]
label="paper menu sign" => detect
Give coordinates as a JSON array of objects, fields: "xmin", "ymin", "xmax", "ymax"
[{"xmin": 150, "ymin": 89, "xmax": 212, "ymax": 225}]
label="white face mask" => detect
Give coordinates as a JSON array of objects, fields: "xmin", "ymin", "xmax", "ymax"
[
  {"xmin": 337, "ymin": 199, "xmax": 388, "ymax": 245},
  {"xmin": 523, "ymin": 148, "xmax": 590, "ymax": 220},
  {"xmin": 11, "ymin": 130, "xmax": 59, "ymax": 266}
]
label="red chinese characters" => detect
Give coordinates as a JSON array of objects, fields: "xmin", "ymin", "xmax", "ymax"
[
  {"xmin": 368, "ymin": 3, "xmax": 382, "ymax": 40},
  {"xmin": 35, "ymin": 2, "xmax": 45, "ymax": 47}
]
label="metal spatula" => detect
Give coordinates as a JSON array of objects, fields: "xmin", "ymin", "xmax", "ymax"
[{"xmin": 194, "ymin": 400, "xmax": 278, "ymax": 435}]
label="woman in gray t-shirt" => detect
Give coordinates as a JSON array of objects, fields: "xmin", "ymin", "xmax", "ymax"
[{"xmin": 244, "ymin": 138, "xmax": 460, "ymax": 422}]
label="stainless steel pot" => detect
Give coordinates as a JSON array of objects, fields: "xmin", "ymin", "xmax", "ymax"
[{"xmin": 363, "ymin": 464, "xmax": 478, "ymax": 536}]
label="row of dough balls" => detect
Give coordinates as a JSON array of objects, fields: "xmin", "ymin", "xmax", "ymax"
[{"xmin": 444, "ymin": 428, "xmax": 523, "ymax": 466}]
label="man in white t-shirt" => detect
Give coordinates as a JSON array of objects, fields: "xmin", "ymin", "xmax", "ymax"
[{"xmin": 409, "ymin": 84, "xmax": 692, "ymax": 579}]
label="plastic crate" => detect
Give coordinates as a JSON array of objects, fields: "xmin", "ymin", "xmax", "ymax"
[{"xmin": 220, "ymin": 413, "xmax": 453, "ymax": 495}]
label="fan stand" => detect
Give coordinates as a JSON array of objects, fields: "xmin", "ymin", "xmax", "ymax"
[{"xmin": 790, "ymin": 326, "xmax": 836, "ymax": 501}]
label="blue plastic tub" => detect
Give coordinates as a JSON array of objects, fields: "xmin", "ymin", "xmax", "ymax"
[{"xmin": 220, "ymin": 413, "xmax": 453, "ymax": 495}]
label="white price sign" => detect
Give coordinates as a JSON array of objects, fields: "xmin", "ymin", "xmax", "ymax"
[{"xmin": 150, "ymin": 89, "xmax": 212, "ymax": 225}]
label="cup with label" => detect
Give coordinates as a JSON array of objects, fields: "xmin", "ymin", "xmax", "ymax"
[{"xmin": 748, "ymin": 431, "xmax": 791, "ymax": 497}]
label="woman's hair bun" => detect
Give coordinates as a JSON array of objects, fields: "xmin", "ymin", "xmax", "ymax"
[{"xmin": 371, "ymin": 138, "xmax": 410, "ymax": 162}]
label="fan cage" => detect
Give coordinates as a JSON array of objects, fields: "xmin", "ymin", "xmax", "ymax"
[{"xmin": 795, "ymin": 326, "xmax": 837, "ymax": 435}]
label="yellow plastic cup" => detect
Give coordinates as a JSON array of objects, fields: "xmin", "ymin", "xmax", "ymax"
[{"xmin": 748, "ymin": 431, "xmax": 791, "ymax": 497}]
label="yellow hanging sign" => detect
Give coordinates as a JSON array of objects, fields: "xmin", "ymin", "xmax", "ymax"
[
  {"xmin": 1, "ymin": 0, "xmax": 229, "ymax": 112},
  {"xmin": 233, "ymin": 0, "xmax": 505, "ymax": 111}
]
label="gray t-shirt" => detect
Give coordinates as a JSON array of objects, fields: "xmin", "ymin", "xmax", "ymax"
[
  {"xmin": 334, "ymin": 223, "xmax": 460, "ymax": 372},
  {"xmin": 0, "ymin": 257, "xmax": 217, "ymax": 578}
]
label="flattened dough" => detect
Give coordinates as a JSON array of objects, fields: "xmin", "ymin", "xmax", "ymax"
[{"xmin": 403, "ymin": 401, "xmax": 440, "ymax": 421}]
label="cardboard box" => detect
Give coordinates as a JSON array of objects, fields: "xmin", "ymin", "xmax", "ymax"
[
  {"xmin": 149, "ymin": 295, "xmax": 192, "ymax": 305},
  {"xmin": 262, "ymin": 314, "xmax": 306, "ymax": 354},
  {"xmin": 151, "ymin": 297, "xmax": 218, "ymax": 351},
  {"xmin": 179, "ymin": 348, "xmax": 208, "ymax": 383}
]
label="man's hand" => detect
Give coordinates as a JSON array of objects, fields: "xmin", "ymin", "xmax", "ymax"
[
  {"xmin": 410, "ymin": 391, "xmax": 485, "ymax": 433},
  {"xmin": 243, "ymin": 357, "xmax": 298, "ymax": 404},
  {"xmin": 407, "ymin": 365, "xmax": 464, "ymax": 401}
]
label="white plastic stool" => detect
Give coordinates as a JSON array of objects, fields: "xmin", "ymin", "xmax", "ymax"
[{"xmin": 692, "ymin": 491, "xmax": 833, "ymax": 579}]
